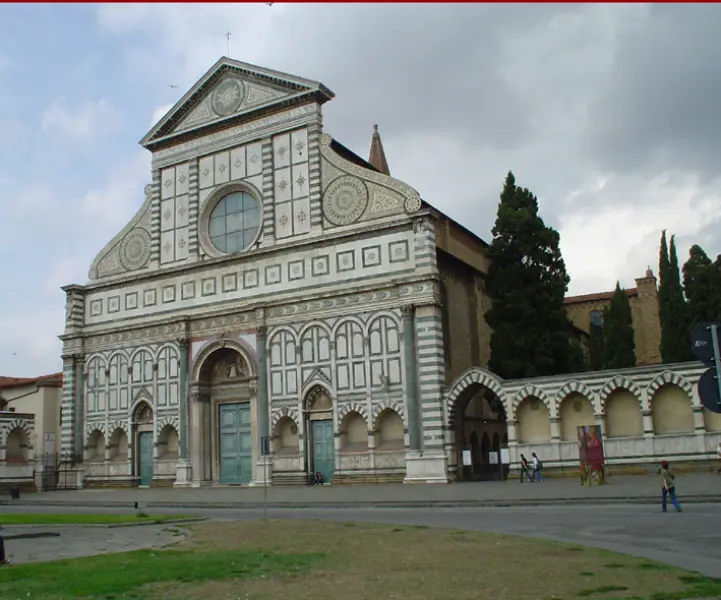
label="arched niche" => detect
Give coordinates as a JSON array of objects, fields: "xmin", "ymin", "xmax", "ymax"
[
  {"xmin": 516, "ymin": 397, "xmax": 551, "ymax": 443},
  {"xmin": 375, "ymin": 408, "xmax": 404, "ymax": 451},
  {"xmin": 108, "ymin": 428, "xmax": 129, "ymax": 462},
  {"xmin": 273, "ymin": 416, "xmax": 299, "ymax": 455},
  {"xmin": 340, "ymin": 411, "xmax": 368, "ymax": 452},
  {"xmin": 157, "ymin": 424, "xmax": 179, "ymax": 459},
  {"xmin": 651, "ymin": 384, "xmax": 694, "ymax": 435},
  {"xmin": 6, "ymin": 427, "xmax": 30, "ymax": 463},
  {"xmin": 86, "ymin": 430, "xmax": 105, "ymax": 462},
  {"xmin": 559, "ymin": 393, "xmax": 596, "ymax": 441},
  {"xmin": 604, "ymin": 389, "xmax": 643, "ymax": 438}
]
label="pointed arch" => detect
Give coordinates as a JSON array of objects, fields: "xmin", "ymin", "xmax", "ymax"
[
  {"xmin": 107, "ymin": 419, "xmax": 129, "ymax": 435},
  {"xmin": 371, "ymin": 400, "xmax": 405, "ymax": 429},
  {"xmin": 337, "ymin": 401, "xmax": 369, "ymax": 423},
  {"xmin": 599, "ymin": 374, "xmax": 644, "ymax": 409},
  {"xmin": 512, "ymin": 384, "xmax": 552, "ymax": 420},
  {"xmin": 647, "ymin": 370, "xmax": 694, "ymax": 399},
  {"xmin": 271, "ymin": 406, "xmax": 300, "ymax": 430},
  {"xmin": 301, "ymin": 374, "xmax": 333, "ymax": 402},
  {"xmin": 85, "ymin": 422, "xmax": 107, "ymax": 438},
  {"xmin": 1, "ymin": 418, "xmax": 34, "ymax": 446},
  {"xmin": 445, "ymin": 367, "xmax": 506, "ymax": 427},
  {"xmin": 555, "ymin": 380, "xmax": 600, "ymax": 414}
]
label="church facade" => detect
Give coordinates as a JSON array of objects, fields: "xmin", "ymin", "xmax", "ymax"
[
  {"xmin": 57, "ymin": 58, "xmax": 720, "ymax": 491},
  {"xmin": 59, "ymin": 57, "xmax": 493, "ymax": 488}
]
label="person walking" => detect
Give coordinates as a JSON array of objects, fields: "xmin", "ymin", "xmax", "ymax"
[
  {"xmin": 519, "ymin": 454, "xmax": 533, "ymax": 483},
  {"xmin": 716, "ymin": 442, "xmax": 721, "ymax": 475},
  {"xmin": 531, "ymin": 452, "xmax": 543, "ymax": 482},
  {"xmin": 660, "ymin": 460, "xmax": 682, "ymax": 513}
]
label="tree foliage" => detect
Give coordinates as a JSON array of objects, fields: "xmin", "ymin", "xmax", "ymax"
[
  {"xmin": 658, "ymin": 231, "xmax": 693, "ymax": 363},
  {"xmin": 601, "ymin": 283, "xmax": 636, "ymax": 369},
  {"xmin": 484, "ymin": 171, "xmax": 584, "ymax": 379},
  {"xmin": 683, "ymin": 244, "xmax": 721, "ymax": 324}
]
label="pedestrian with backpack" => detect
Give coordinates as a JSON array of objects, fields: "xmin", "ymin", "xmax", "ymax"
[{"xmin": 660, "ymin": 460, "xmax": 682, "ymax": 513}]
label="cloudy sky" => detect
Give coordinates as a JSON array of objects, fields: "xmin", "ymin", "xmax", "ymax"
[{"xmin": 1, "ymin": 3, "xmax": 720, "ymax": 376}]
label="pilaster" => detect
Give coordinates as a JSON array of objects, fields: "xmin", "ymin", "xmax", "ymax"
[
  {"xmin": 60, "ymin": 354, "xmax": 76, "ymax": 458},
  {"xmin": 307, "ymin": 120, "xmax": 323, "ymax": 233},
  {"xmin": 261, "ymin": 138, "xmax": 275, "ymax": 246},
  {"xmin": 177, "ymin": 337, "xmax": 189, "ymax": 458},
  {"xmin": 73, "ymin": 355, "xmax": 85, "ymax": 461},
  {"xmin": 149, "ymin": 168, "xmax": 162, "ymax": 266},
  {"xmin": 187, "ymin": 159, "xmax": 200, "ymax": 259},
  {"xmin": 401, "ymin": 304, "xmax": 421, "ymax": 450}
]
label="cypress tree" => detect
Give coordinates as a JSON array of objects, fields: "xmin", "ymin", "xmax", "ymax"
[
  {"xmin": 683, "ymin": 244, "xmax": 714, "ymax": 325},
  {"xmin": 484, "ymin": 171, "xmax": 583, "ymax": 379},
  {"xmin": 658, "ymin": 232, "xmax": 693, "ymax": 362},
  {"xmin": 588, "ymin": 318, "xmax": 605, "ymax": 371},
  {"xmin": 601, "ymin": 283, "xmax": 636, "ymax": 369}
]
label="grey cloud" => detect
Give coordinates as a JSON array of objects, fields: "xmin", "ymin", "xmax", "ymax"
[{"xmin": 587, "ymin": 4, "xmax": 721, "ymax": 179}]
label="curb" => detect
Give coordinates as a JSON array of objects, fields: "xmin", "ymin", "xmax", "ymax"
[
  {"xmin": 0, "ymin": 518, "xmax": 206, "ymax": 529},
  {"xmin": 0, "ymin": 497, "xmax": 718, "ymax": 509}
]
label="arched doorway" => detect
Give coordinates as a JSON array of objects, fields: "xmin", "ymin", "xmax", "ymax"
[
  {"xmin": 196, "ymin": 347, "xmax": 254, "ymax": 485},
  {"xmin": 304, "ymin": 385, "xmax": 334, "ymax": 483},
  {"xmin": 132, "ymin": 401, "xmax": 153, "ymax": 487},
  {"xmin": 447, "ymin": 371, "xmax": 508, "ymax": 482}
]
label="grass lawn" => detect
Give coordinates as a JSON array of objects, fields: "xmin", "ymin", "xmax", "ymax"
[
  {"xmin": 1, "ymin": 519, "xmax": 720, "ymax": 600},
  {"xmin": 0, "ymin": 513, "xmax": 195, "ymax": 526}
]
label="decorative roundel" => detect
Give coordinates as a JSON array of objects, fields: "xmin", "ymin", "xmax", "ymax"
[
  {"xmin": 120, "ymin": 228, "xmax": 151, "ymax": 271},
  {"xmin": 404, "ymin": 194, "xmax": 422, "ymax": 213},
  {"xmin": 322, "ymin": 175, "xmax": 369, "ymax": 226},
  {"xmin": 211, "ymin": 78, "xmax": 245, "ymax": 116}
]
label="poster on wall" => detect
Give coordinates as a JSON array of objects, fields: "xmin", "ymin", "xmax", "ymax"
[
  {"xmin": 577, "ymin": 425, "xmax": 606, "ymax": 485},
  {"xmin": 462, "ymin": 449, "xmax": 472, "ymax": 466}
]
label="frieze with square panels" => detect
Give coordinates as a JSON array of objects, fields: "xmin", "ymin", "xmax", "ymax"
[{"xmin": 84, "ymin": 231, "xmax": 415, "ymax": 325}]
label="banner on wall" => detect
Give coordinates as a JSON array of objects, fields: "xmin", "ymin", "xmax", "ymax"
[{"xmin": 577, "ymin": 425, "xmax": 606, "ymax": 485}]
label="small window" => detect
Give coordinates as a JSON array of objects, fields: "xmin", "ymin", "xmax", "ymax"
[{"xmin": 589, "ymin": 310, "xmax": 603, "ymax": 329}]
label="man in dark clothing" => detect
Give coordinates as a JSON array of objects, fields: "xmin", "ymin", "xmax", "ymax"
[
  {"xmin": 519, "ymin": 454, "xmax": 533, "ymax": 483},
  {"xmin": 0, "ymin": 532, "xmax": 10, "ymax": 565}
]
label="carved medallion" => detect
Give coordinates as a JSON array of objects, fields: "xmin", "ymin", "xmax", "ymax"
[
  {"xmin": 404, "ymin": 194, "xmax": 422, "ymax": 213},
  {"xmin": 211, "ymin": 78, "xmax": 245, "ymax": 117},
  {"xmin": 120, "ymin": 228, "xmax": 151, "ymax": 271},
  {"xmin": 322, "ymin": 175, "xmax": 369, "ymax": 226}
]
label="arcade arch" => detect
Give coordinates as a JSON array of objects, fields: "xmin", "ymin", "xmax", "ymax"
[
  {"xmin": 558, "ymin": 393, "xmax": 596, "ymax": 441},
  {"xmin": 603, "ymin": 389, "xmax": 643, "ymax": 438},
  {"xmin": 651, "ymin": 384, "xmax": 694, "ymax": 435},
  {"xmin": 447, "ymin": 376, "xmax": 508, "ymax": 482}
]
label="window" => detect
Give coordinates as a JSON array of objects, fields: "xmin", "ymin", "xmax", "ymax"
[
  {"xmin": 589, "ymin": 310, "xmax": 604, "ymax": 329},
  {"xmin": 208, "ymin": 191, "xmax": 260, "ymax": 254}
]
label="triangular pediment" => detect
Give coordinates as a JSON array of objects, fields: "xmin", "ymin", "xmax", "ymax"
[{"xmin": 141, "ymin": 57, "xmax": 334, "ymax": 149}]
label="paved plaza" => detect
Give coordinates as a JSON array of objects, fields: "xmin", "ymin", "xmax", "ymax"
[
  {"xmin": 2, "ymin": 472, "xmax": 719, "ymax": 509},
  {"xmin": 1, "ymin": 523, "xmax": 184, "ymax": 564}
]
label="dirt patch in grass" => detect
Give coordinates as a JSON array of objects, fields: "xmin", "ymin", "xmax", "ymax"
[
  {"xmin": 146, "ymin": 520, "xmax": 721, "ymax": 600},
  {"xmin": 2, "ymin": 519, "xmax": 720, "ymax": 600}
]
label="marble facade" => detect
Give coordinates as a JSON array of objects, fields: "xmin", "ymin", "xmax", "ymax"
[{"xmin": 59, "ymin": 58, "xmax": 443, "ymax": 488}]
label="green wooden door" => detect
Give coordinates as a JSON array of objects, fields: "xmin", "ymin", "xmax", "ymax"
[
  {"xmin": 138, "ymin": 431, "xmax": 153, "ymax": 486},
  {"xmin": 219, "ymin": 403, "xmax": 252, "ymax": 484},
  {"xmin": 312, "ymin": 420, "xmax": 334, "ymax": 483}
]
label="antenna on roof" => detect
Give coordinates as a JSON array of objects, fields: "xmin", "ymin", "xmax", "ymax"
[{"xmin": 225, "ymin": 31, "xmax": 232, "ymax": 58}]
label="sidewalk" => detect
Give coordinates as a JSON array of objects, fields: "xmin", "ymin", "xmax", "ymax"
[{"xmin": 2, "ymin": 473, "xmax": 719, "ymax": 509}]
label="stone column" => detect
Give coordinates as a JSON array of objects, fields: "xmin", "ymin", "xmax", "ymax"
[
  {"xmin": 401, "ymin": 305, "xmax": 421, "ymax": 451},
  {"xmin": 190, "ymin": 390, "xmax": 211, "ymax": 487}
]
